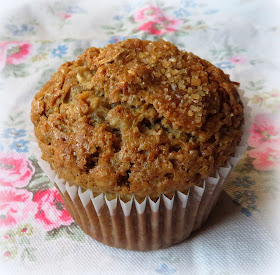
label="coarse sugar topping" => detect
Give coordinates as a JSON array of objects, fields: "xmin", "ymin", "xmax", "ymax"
[{"xmin": 31, "ymin": 39, "xmax": 244, "ymax": 198}]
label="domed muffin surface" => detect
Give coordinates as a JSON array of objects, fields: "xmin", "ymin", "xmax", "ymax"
[{"xmin": 31, "ymin": 39, "xmax": 243, "ymax": 198}]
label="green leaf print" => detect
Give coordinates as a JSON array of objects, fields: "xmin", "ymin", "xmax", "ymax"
[
  {"xmin": 35, "ymin": 68, "xmax": 56, "ymax": 90},
  {"xmin": 45, "ymin": 223, "xmax": 85, "ymax": 242},
  {"xmin": 127, "ymin": 15, "xmax": 135, "ymax": 23},
  {"xmin": 4, "ymin": 111, "xmax": 25, "ymax": 127},
  {"xmin": 2, "ymin": 64, "xmax": 30, "ymax": 78},
  {"xmin": 161, "ymin": 252, "xmax": 181, "ymax": 264},
  {"xmin": 210, "ymin": 45, "xmax": 245, "ymax": 61},
  {"xmin": 19, "ymin": 236, "xmax": 31, "ymax": 245},
  {"xmin": 26, "ymin": 154, "xmax": 54, "ymax": 194},
  {"xmin": 245, "ymin": 80, "xmax": 265, "ymax": 91},
  {"xmin": 21, "ymin": 247, "xmax": 37, "ymax": 262},
  {"xmin": 73, "ymin": 48, "xmax": 84, "ymax": 57},
  {"xmin": 233, "ymin": 153, "xmax": 256, "ymax": 174}
]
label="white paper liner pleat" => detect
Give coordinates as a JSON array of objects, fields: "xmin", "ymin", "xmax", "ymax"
[
  {"xmin": 31, "ymin": 89, "xmax": 251, "ymax": 250},
  {"xmin": 148, "ymin": 197, "xmax": 161, "ymax": 212},
  {"xmin": 120, "ymin": 195, "xmax": 134, "ymax": 216},
  {"xmin": 91, "ymin": 193, "xmax": 104, "ymax": 215},
  {"xmin": 177, "ymin": 191, "xmax": 189, "ymax": 208},
  {"xmin": 65, "ymin": 182, "xmax": 78, "ymax": 201},
  {"xmin": 55, "ymin": 176, "xmax": 66, "ymax": 194},
  {"xmin": 134, "ymin": 197, "xmax": 147, "ymax": 214},
  {"xmin": 78, "ymin": 187, "xmax": 92, "ymax": 208}
]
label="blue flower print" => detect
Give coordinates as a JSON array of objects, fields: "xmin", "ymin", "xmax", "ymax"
[
  {"xmin": 66, "ymin": 6, "xmax": 84, "ymax": 14},
  {"xmin": 123, "ymin": 4, "xmax": 133, "ymax": 13},
  {"xmin": 215, "ymin": 61, "xmax": 234, "ymax": 69},
  {"xmin": 155, "ymin": 263, "xmax": 176, "ymax": 274},
  {"xmin": 21, "ymin": 24, "xmax": 32, "ymax": 31},
  {"xmin": 5, "ymin": 24, "xmax": 34, "ymax": 36},
  {"xmin": 241, "ymin": 208, "xmax": 252, "ymax": 217},
  {"xmin": 174, "ymin": 8, "xmax": 190, "ymax": 19},
  {"xmin": 52, "ymin": 45, "xmax": 68, "ymax": 58},
  {"xmin": 2, "ymin": 128, "xmax": 26, "ymax": 139},
  {"xmin": 233, "ymin": 190, "xmax": 258, "ymax": 207},
  {"xmin": 204, "ymin": 9, "xmax": 219, "ymax": 15},
  {"xmin": 181, "ymin": 0, "xmax": 196, "ymax": 8},
  {"xmin": 109, "ymin": 35, "xmax": 138, "ymax": 44},
  {"xmin": 231, "ymin": 176, "xmax": 256, "ymax": 188},
  {"xmin": 233, "ymin": 190, "xmax": 259, "ymax": 217},
  {"xmin": 113, "ymin": 15, "xmax": 123, "ymax": 21},
  {"xmin": 109, "ymin": 35, "xmax": 127, "ymax": 44},
  {"xmin": 9, "ymin": 139, "xmax": 29, "ymax": 153}
]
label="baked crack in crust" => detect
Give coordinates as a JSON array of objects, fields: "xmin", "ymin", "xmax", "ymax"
[{"xmin": 31, "ymin": 39, "xmax": 244, "ymax": 198}]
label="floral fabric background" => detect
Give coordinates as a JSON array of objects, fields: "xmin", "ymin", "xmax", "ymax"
[{"xmin": 0, "ymin": 0, "xmax": 279, "ymax": 274}]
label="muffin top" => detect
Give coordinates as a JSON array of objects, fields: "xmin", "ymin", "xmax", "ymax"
[{"xmin": 31, "ymin": 39, "xmax": 244, "ymax": 198}]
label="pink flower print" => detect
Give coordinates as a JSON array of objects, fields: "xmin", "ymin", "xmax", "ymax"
[
  {"xmin": 0, "ymin": 42, "xmax": 9, "ymax": 71},
  {"xmin": 134, "ymin": 5, "xmax": 162, "ymax": 22},
  {"xmin": 0, "ymin": 153, "xmax": 35, "ymax": 188},
  {"xmin": 248, "ymin": 143, "xmax": 280, "ymax": 171},
  {"xmin": 248, "ymin": 113, "xmax": 280, "ymax": 147},
  {"xmin": 33, "ymin": 188, "xmax": 73, "ymax": 231},
  {"xmin": 229, "ymin": 56, "xmax": 248, "ymax": 64},
  {"xmin": 5, "ymin": 42, "xmax": 33, "ymax": 65},
  {"xmin": 58, "ymin": 12, "xmax": 73, "ymax": 20},
  {"xmin": 137, "ymin": 18, "xmax": 182, "ymax": 35},
  {"xmin": 0, "ymin": 189, "xmax": 37, "ymax": 228}
]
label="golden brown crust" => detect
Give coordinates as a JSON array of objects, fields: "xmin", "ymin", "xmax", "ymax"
[{"xmin": 31, "ymin": 39, "xmax": 244, "ymax": 198}]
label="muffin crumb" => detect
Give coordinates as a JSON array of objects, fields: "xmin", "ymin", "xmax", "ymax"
[{"xmin": 31, "ymin": 38, "xmax": 244, "ymax": 198}]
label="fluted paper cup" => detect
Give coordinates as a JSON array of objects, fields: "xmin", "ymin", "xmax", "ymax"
[{"xmin": 30, "ymin": 89, "xmax": 251, "ymax": 250}]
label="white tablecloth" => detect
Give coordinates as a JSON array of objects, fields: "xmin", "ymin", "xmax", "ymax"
[{"xmin": 0, "ymin": 0, "xmax": 279, "ymax": 274}]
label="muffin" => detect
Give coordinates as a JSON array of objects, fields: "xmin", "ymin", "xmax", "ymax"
[{"xmin": 31, "ymin": 39, "xmax": 246, "ymax": 250}]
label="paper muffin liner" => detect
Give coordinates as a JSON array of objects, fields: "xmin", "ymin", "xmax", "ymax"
[{"xmin": 30, "ymin": 89, "xmax": 251, "ymax": 250}]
